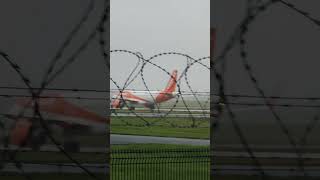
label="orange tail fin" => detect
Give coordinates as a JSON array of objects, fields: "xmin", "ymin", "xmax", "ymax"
[
  {"xmin": 155, "ymin": 70, "xmax": 177, "ymax": 103},
  {"xmin": 163, "ymin": 69, "xmax": 177, "ymax": 93}
]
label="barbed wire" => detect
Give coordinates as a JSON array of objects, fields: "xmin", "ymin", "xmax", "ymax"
[
  {"xmin": 0, "ymin": 0, "xmax": 109, "ymax": 179},
  {"xmin": 212, "ymin": 0, "xmax": 320, "ymax": 179},
  {"xmin": 2, "ymin": 0, "xmax": 318, "ymax": 179},
  {"xmin": 0, "ymin": 0, "xmax": 212, "ymax": 178}
]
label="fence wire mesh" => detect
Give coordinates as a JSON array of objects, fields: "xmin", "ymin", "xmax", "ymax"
[{"xmin": 111, "ymin": 147, "xmax": 210, "ymax": 180}]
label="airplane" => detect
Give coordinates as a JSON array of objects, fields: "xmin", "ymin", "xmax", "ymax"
[
  {"xmin": 1, "ymin": 69, "xmax": 178, "ymax": 152},
  {"xmin": 111, "ymin": 69, "xmax": 179, "ymax": 111},
  {"xmin": 2, "ymin": 92, "xmax": 108, "ymax": 152}
]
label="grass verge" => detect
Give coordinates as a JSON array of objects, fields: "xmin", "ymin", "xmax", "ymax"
[
  {"xmin": 1, "ymin": 144, "xmax": 210, "ymax": 180},
  {"xmin": 3, "ymin": 144, "xmax": 208, "ymax": 163},
  {"xmin": 111, "ymin": 116, "xmax": 209, "ymax": 139}
]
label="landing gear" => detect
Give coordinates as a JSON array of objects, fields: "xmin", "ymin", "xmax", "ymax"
[{"xmin": 128, "ymin": 106, "xmax": 135, "ymax": 111}]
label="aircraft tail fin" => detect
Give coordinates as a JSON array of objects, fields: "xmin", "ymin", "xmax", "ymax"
[
  {"xmin": 163, "ymin": 69, "xmax": 177, "ymax": 93},
  {"xmin": 155, "ymin": 70, "xmax": 177, "ymax": 103}
]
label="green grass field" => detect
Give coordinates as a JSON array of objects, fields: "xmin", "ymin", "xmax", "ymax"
[
  {"xmin": 1, "ymin": 144, "xmax": 210, "ymax": 180},
  {"xmin": 0, "ymin": 142, "xmax": 313, "ymax": 180},
  {"xmin": 111, "ymin": 116, "xmax": 209, "ymax": 139},
  {"xmin": 111, "ymin": 144, "xmax": 210, "ymax": 180}
]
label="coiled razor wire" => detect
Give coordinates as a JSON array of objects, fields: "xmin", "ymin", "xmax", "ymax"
[
  {"xmin": 110, "ymin": 49, "xmax": 210, "ymax": 128},
  {"xmin": 0, "ymin": 0, "xmax": 109, "ymax": 179},
  {"xmin": 0, "ymin": 0, "xmax": 211, "ymax": 179},
  {"xmin": 212, "ymin": 0, "xmax": 320, "ymax": 179},
  {"xmin": 1, "ymin": 0, "xmax": 319, "ymax": 179}
]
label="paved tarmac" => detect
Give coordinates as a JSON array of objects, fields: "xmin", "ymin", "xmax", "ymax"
[{"xmin": 111, "ymin": 134, "xmax": 209, "ymax": 145}]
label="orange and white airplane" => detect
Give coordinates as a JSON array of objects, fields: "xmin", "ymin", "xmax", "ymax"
[
  {"xmin": 2, "ymin": 69, "xmax": 178, "ymax": 151},
  {"xmin": 4, "ymin": 92, "xmax": 108, "ymax": 152},
  {"xmin": 111, "ymin": 69, "xmax": 178, "ymax": 110}
]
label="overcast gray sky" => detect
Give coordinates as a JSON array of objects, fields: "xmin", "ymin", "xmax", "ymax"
[
  {"xmin": 110, "ymin": 0, "xmax": 210, "ymax": 92},
  {"xmin": 0, "ymin": 0, "xmax": 210, "ymax": 113}
]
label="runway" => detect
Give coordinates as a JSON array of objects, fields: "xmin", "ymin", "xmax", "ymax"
[
  {"xmin": 112, "ymin": 113, "xmax": 209, "ymax": 118},
  {"xmin": 0, "ymin": 134, "xmax": 209, "ymax": 152},
  {"xmin": 111, "ymin": 134, "xmax": 209, "ymax": 145},
  {"xmin": 112, "ymin": 108, "xmax": 210, "ymax": 112},
  {"xmin": 111, "ymin": 108, "xmax": 209, "ymax": 118}
]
